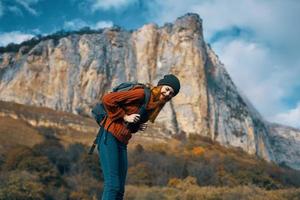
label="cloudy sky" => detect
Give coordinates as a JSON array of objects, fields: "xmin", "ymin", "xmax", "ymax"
[{"xmin": 1, "ymin": 0, "xmax": 300, "ymax": 128}]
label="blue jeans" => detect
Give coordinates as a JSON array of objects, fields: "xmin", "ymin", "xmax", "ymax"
[{"xmin": 97, "ymin": 129, "xmax": 128, "ymax": 200}]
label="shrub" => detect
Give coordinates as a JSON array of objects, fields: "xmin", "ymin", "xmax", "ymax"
[
  {"xmin": 2, "ymin": 146, "xmax": 34, "ymax": 170},
  {"xmin": 17, "ymin": 155, "xmax": 61, "ymax": 186},
  {"xmin": 0, "ymin": 170, "xmax": 45, "ymax": 200},
  {"xmin": 68, "ymin": 153, "xmax": 102, "ymax": 181},
  {"xmin": 168, "ymin": 177, "xmax": 181, "ymax": 188},
  {"xmin": 127, "ymin": 162, "xmax": 154, "ymax": 186},
  {"xmin": 33, "ymin": 139, "xmax": 70, "ymax": 174},
  {"xmin": 65, "ymin": 174, "xmax": 102, "ymax": 200},
  {"xmin": 134, "ymin": 144, "xmax": 144, "ymax": 154},
  {"xmin": 192, "ymin": 146, "xmax": 205, "ymax": 156},
  {"xmin": 66, "ymin": 143, "xmax": 85, "ymax": 162}
]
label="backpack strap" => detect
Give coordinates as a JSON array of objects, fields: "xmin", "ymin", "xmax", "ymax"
[
  {"xmin": 88, "ymin": 116, "xmax": 108, "ymax": 155},
  {"xmin": 137, "ymin": 87, "xmax": 151, "ymax": 124},
  {"xmin": 141, "ymin": 87, "xmax": 150, "ymax": 112},
  {"xmin": 112, "ymin": 81, "xmax": 139, "ymax": 92}
]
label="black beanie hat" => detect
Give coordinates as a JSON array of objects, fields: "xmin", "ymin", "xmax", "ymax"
[{"xmin": 157, "ymin": 74, "xmax": 181, "ymax": 96}]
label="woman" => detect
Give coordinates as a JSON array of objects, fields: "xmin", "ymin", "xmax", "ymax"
[{"xmin": 98, "ymin": 74, "xmax": 180, "ymax": 200}]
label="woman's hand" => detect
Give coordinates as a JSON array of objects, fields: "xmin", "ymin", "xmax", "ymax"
[
  {"xmin": 123, "ymin": 114, "xmax": 140, "ymax": 123},
  {"xmin": 139, "ymin": 123, "xmax": 148, "ymax": 131}
]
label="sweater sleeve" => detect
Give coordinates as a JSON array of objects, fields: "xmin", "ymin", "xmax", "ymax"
[{"xmin": 101, "ymin": 88, "xmax": 145, "ymax": 121}]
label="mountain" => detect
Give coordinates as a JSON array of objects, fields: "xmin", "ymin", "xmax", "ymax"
[
  {"xmin": 268, "ymin": 123, "xmax": 300, "ymax": 169},
  {"xmin": 0, "ymin": 13, "xmax": 299, "ymax": 170}
]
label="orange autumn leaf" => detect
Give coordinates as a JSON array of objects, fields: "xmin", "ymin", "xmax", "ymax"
[{"xmin": 192, "ymin": 146, "xmax": 205, "ymax": 156}]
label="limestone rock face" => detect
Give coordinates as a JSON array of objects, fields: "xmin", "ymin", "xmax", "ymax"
[
  {"xmin": 205, "ymin": 45, "xmax": 274, "ymax": 161},
  {"xmin": 269, "ymin": 124, "xmax": 300, "ymax": 170},
  {"xmin": 0, "ymin": 13, "xmax": 299, "ymax": 169}
]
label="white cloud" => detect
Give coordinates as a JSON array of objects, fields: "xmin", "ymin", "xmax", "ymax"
[
  {"xmin": 94, "ymin": 21, "xmax": 113, "ymax": 29},
  {"xmin": 91, "ymin": 0, "xmax": 138, "ymax": 11},
  {"xmin": 212, "ymin": 37, "xmax": 300, "ymax": 127},
  {"xmin": 149, "ymin": 0, "xmax": 300, "ymax": 43},
  {"xmin": 145, "ymin": 0, "xmax": 300, "ymax": 128},
  {"xmin": 212, "ymin": 39, "xmax": 299, "ymax": 118},
  {"xmin": 0, "ymin": 0, "xmax": 41, "ymax": 16},
  {"xmin": 64, "ymin": 19, "xmax": 89, "ymax": 30},
  {"xmin": 273, "ymin": 102, "xmax": 300, "ymax": 129},
  {"xmin": 0, "ymin": 31, "xmax": 34, "ymax": 47},
  {"xmin": 16, "ymin": 0, "xmax": 40, "ymax": 16},
  {"xmin": 64, "ymin": 19, "xmax": 113, "ymax": 30}
]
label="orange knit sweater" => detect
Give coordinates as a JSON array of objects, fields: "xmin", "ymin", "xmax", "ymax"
[{"xmin": 101, "ymin": 86, "xmax": 165, "ymax": 144}]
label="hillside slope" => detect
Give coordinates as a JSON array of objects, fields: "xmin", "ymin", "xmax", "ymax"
[{"xmin": 0, "ymin": 100, "xmax": 300, "ymax": 199}]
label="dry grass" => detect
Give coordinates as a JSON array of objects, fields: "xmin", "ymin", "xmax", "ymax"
[
  {"xmin": 0, "ymin": 100, "xmax": 98, "ymax": 148},
  {"xmin": 0, "ymin": 100, "xmax": 97, "ymax": 127},
  {"xmin": 0, "ymin": 116, "xmax": 44, "ymax": 152},
  {"xmin": 1, "ymin": 100, "xmax": 300, "ymax": 198},
  {"xmin": 125, "ymin": 184, "xmax": 300, "ymax": 200}
]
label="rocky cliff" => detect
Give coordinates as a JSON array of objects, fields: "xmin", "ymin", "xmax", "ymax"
[
  {"xmin": 0, "ymin": 13, "xmax": 299, "ymax": 169},
  {"xmin": 268, "ymin": 123, "xmax": 300, "ymax": 170}
]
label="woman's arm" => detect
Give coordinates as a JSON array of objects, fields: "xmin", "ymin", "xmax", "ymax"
[{"xmin": 101, "ymin": 88, "xmax": 144, "ymax": 121}]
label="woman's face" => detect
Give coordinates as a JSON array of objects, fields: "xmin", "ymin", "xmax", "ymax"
[{"xmin": 159, "ymin": 85, "xmax": 175, "ymax": 101}]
